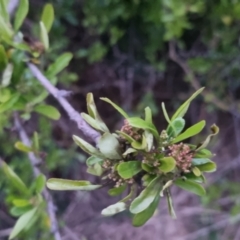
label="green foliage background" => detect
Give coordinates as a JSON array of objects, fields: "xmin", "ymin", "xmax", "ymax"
[{"xmin": 1, "ymin": 0, "xmax": 240, "ymax": 239}]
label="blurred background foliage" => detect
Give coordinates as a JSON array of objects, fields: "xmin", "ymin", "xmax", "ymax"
[{"xmin": 1, "ymin": 0, "xmax": 240, "ymax": 239}]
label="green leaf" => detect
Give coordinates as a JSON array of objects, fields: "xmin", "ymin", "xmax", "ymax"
[
  {"xmin": 130, "ymin": 176, "xmax": 161, "ymax": 214},
  {"xmin": 122, "ymin": 148, "xmax": 137, "ymax": 156},
  {"xmin": 132, "ymin": 194, "xmax": 160, "ymax": 227},
  {"xmin": 101, "ymin": 202, "xmax": 126, "ymax": 216},
  {"xmin": 171, "ymin": 87, "xmax": 204, "ymax": 120},
  {"xmin": 1, "ymin": 63, "xmax": 13, "ymax": 87},
  {"xmin": 142, "ymin": 174, "xmax": 156, "ymax": 187},
  {"xmin": 172, "ymin": 120, "xmax": 206, "ymax": 143},
  {"xmin": 87, "ymin": 163, "xmax": 103, "ymax": 176},
  {"xmin": 81, "ymin": 113, "xmax": 107, "ymax": 132},
  {"xmin": 0, "ymin": 93, "xmax": 19, "ymax": 113},
  {"xmin": 46, "ymin": 52, "xmax": 73, "ymax": 78},
  {"xmin": 127, "ymin": 117, "xmax": 159, "ymax": 139},
  {"xmin": 41, "ymin": 3, "xmax": 54, "ymax": 32},
  {"xmin": 39, "ymin": 21, "xmax": 49, "ymax": 50},
  {"xmin": 73, "ymin": 135, "xmax": 104, "ymax": 158},
  {"xmin": 108, "ymin": 184, "xmax": 126, "ymax": 196},
  {"xmin": 192, "ymin": 166, "xmax": 201, "ymax": 177},
  {"xmin": 195, "ymin": 124, "xmax": 219, "ymax": 151},
  {"xmin": 192, "ymin": 158, "xmax": 212, "ymax": 165},
  {"xmin": 160, "ymin": 180, "xmax": 173, "ymax": 197},
  {"xmin": 10, "ymin": 205, "xmax": 33, "ymax": 217},
  {"xmin": 9, "ymin": 207, "xmax": 38, "ymax": 240},
  {"xmin": 100, "ymin": 97, "xmax": 129, "ymax": 118},
  {"xmin": 166, "ymin": 117, "xmax": 185, "ymax": 138},
  {"xmin": 0, "ymin": 13, "xmax": 13, "ymax": 40},
  {"xmin": 0, "ymin": 161, "xmax": 29, "ymax": 195},
  {"xmin": 98, "ymin": 133, "xmax": 122, "ymax": 159},
  {"xmin": 141, "ymin": 163, "xmax": 155, "ymax": 173},
  {"xmin": 174, "ymin": 178, "xmax": 206, "ymax": 196},
  {"xmin": 46, "ymin": 178, "xmax": 101, "ymax": 191},
  {"xmin": 0, "ymin": 0, "xmax": 9, "ymax": 22},
  {"xmin": 197, "ymin": 162, "xmax": 216, "ymax": 172},
  {"xmin": 159, "ymin": 157, "xmax": 176, "ymax": 173},
  {"xmin": 117, "ymin": 161, "xmax": 142, "ymax": 179},
  {"xmin": 86, "ymin": 156, "xmax": 102, "ymax": 166},
  {"xmin": 12, "ymin": 199, "xmax": 30, "ymax": 207},
  {"xmin": 14, "ymin": 141, "xmax": 33, "ymax": 152},
  {"xmin": 131, "ymin": 134, "xmax": 147, "ymax": 150},
  {"xmin": 34, "ymin": 104, "xmax": 60, "ymax": 120},
  {"xmin": 14, "ymin": 0, "xmax": 29, "ymax": 31},
  {"xmin": 0, "ymin": 44, "xmax": 8, "ymax": 71},
  {"xmin": 116, "ymin": 131, "xmax": 136, "ymax": 143},
  {"xmin": 161, "ymin": 102, "xmax": 171, "ymax": 124},
  {"xmin": 194, "ymin": 148, "xmax": 213, "ymax": 158},
  {"xmin": 35, "ymin": 174, "xmax": 46, "ymax": 193},
  {"xmin": 145, "ymin": 107, "xmax": 152, "ymax": 124},
  {"xmin": 183, "ymin": 172, "xmax": 205, "ymax": 183},
  {"xmin": 32, "ymin": 132, "xmax": 39, "ymax": 151}
]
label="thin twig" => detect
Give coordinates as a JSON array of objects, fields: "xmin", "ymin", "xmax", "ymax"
[
  {"xmin": 27, "ymin": 62, "xmax": 101, "ymax": 144},
  {"xmin": 168, "ymin": 41, "xmax": 229, "ymax": 112},
  {"xmin": 14, "ymin": 114, "xmax": 62, "ymax": 240}
]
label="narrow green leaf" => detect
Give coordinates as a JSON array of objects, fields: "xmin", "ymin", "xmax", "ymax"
[
  {"xmin": 0, "ymin": 44, "xmax": 8, "ymax": 71},
  {"xmin": 160, "ymin": 180, "xmax": 173, "ymax": 197},
  {"xmin": 1, "ymin": 63, "xmax": 13, "ymax": 87},
  {"xmin": 41, "ymin": 3, "xmax": 54, "ymax": 32},
  {"xmin": 0, "ymin": 0, "xmax": 9, "ymax": 22},
  {"xmin": 142, "ymin": 174, "xmax": 156, "ymax": 187},
  {"xmin": 15, "ymin": 141, "xmax": 33, "ymax": 152},
  {"xmin": 194, "ymin": 148, "xmax": 213, "ymax": 158},
  {"xmin": 47, "ymin": 178, "xmax": 101, "ymax": 191},
  {"xmin": 132, "ymin": 194, "xmax": 160, "ymax": 227},
  {"xmin": 131, "ymin": 134, "xmax": 147, "ymax": 150},
  {"xmin": 32, "ymin": 132, "xmax": 39, "ymax": 151},
  {"xmin": 195, "ymin": 124, "xmax": 219, "ymax": 151},
  {"xmin": 86, "ymin": 156, "xmax": 102, "ymax": 166},
  {"xmin": 127, "ymin": 117, "xmax": 159, "ymax": 139},
  {"xmin": 98, "ymin": 133, "xmax": 122, "ymax": 159},
  {"xmin": 9, "ymin": 207, "xmax": 38, "ymax": 240},
  {"xmin": 0, "ymin": 13, "xmax": 13, "ymax": 40},
  {"xmin": 183, "ymin": 172, "xmax": 205, "ymax": 183},
  {"xmin": 172, "ymin": 120, "xmax": 206, "ymax": 143},
  {"xmin": 73, "ymin": 135, "xmax": 104, "ymax": 158},
  {"xmin": 0, "ymin": 161, "xmax": 29, "ymax": 195},
  {"xmin": 122, "ymin": 148, "xmax": 137, "ymax": 156},
  {"xmin": 174, "ymin": 178, "xmax": 206, "ymax": 196},
  {"xmin": 171, "ymin": 87, "xmax": 205, "ymax": 120},
  {"xmin": 159, "ymin": 157, "xmax": 176, "ymax": 173},
  {"xmin": 161, "ymin": 102, "xmax": 171, "ymax": 124},
  {"xmin": 0, "ymin": 93, "xmax": 20, "ymax": 113},
  {"xmin": 10, "ymin": 206, "xmax": 33, "ymax": 217},
  {"xmin": 116, "ymin": 131, "xmax": 136, "ymax": 143},
  {"xmin": 145, "ymin": 107, "xmax": 152, "ymax": 124},
  {"xmin": 46, "ymin": 52, "xmax": 73, "ymax": 78},
  {"xmin": 166, "ymin": 117, "xmax": 185, "ymax": 138},
  {"xmin": 39, "ymin": 21, "xmax": 49, "ymax": 50},
  {"xmin": 101, "ymin": 202, "xmax": 126, "ymax": 216},
  {"xmin": 130, "ymin": 176, "xmax": 161, "ymax": 214},
  {"xmin": 34, "ymin": 104, "xmax": 60, "ymax": 120},
  {"xmin": 100, "ymin": 97, "xmax": 129, "ymax": 118},
  {"xmin": 14, "ymin": 0, "xmax": 29, "ymax": 31},
  {"xmin": 81, "ymin": 113, "xmax": 107, "ymax": 132},
  {"xmin": 141, "ymin": 163, "xmax": 155, "ymax": 173},
  {"xmin": 35, "ymin": 174, "xmax": 46, "ymax": 193},
  {"xmin": 108, "ymin": 184, "xmax": 126, "ymax": 196},
  {"xmin": 192, "ymin": 158, "xmax": 212, "ymax": 165},
  {"xmin": 117, "ymin": 161, "xmax": 142, "ymax": 179}
]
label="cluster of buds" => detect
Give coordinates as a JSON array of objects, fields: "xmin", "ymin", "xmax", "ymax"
[
  {"xmin": 160, "ymin": 130, "xmax": 169, "ymax": 145},
  {"xmin": 168, "ymin": 143, "xmax": 193, "ymax": 172},
  {"xmin": 120, "ymin": 119, "xmax": 141, "ymax": 141}
]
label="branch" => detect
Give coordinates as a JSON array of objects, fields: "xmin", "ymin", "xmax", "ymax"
[
  {"xmin": 168, "ymin": 41, "xmax": 229, "ymax": 112},
  {"xmin": 14, "ymin": 114, "xmax": 62, "ymax": 240},
  {"xmin": 27, "ymin": 62, "xmax": 101, "ymax": 144}
]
